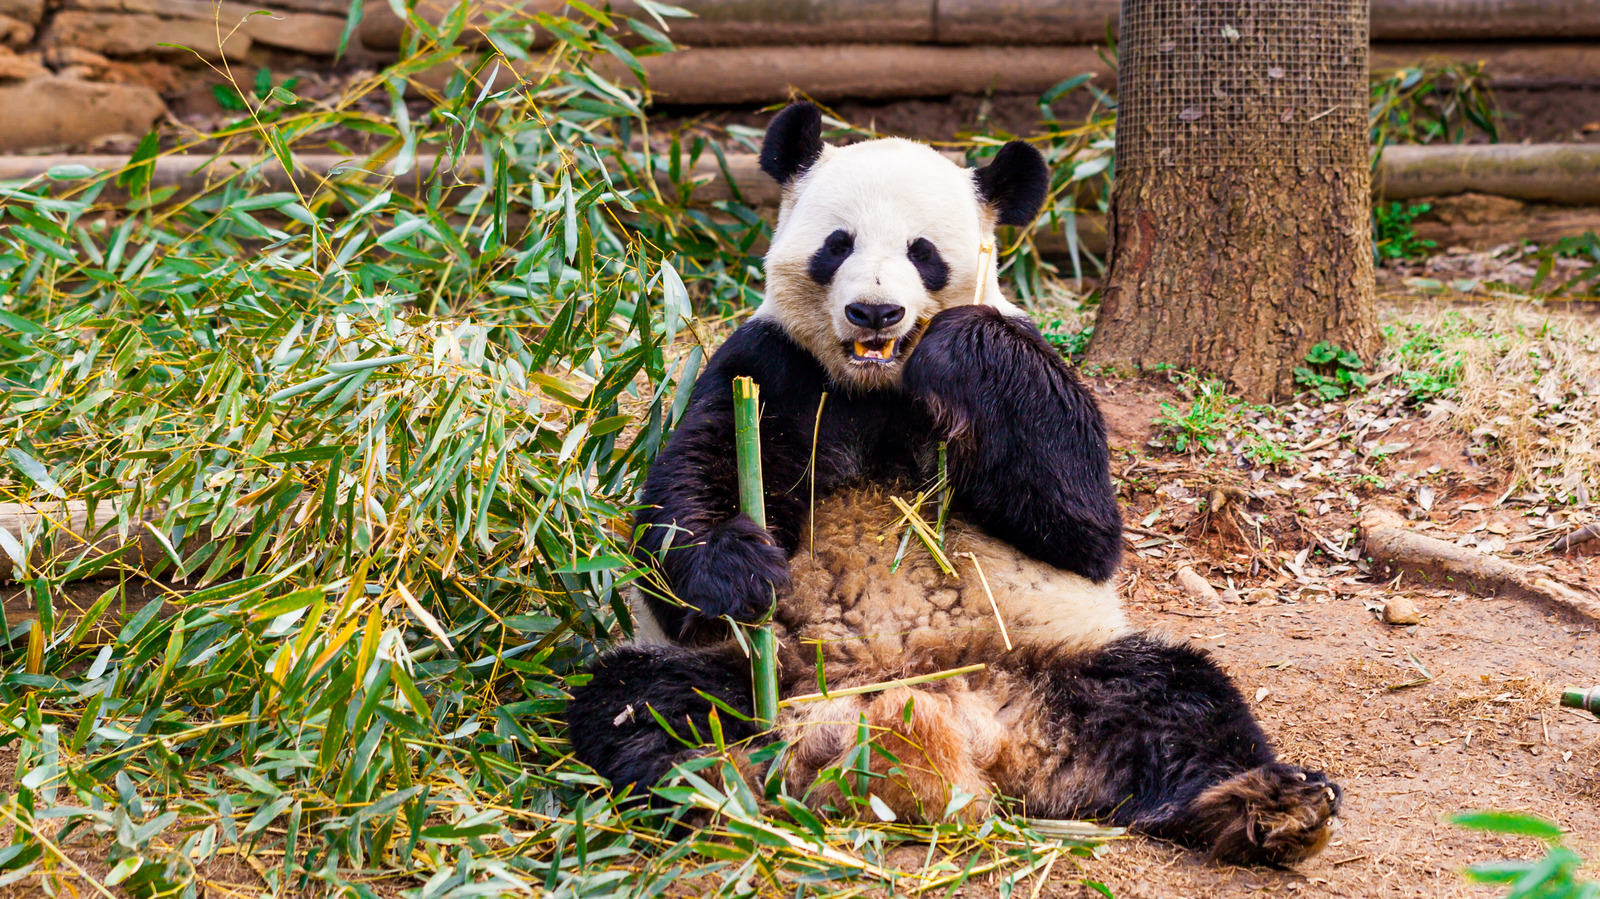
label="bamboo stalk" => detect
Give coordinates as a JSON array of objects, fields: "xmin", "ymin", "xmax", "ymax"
[
  {"xmin": 1562, "ymin": 686, "xmax": 1600, "ymax": 720},
  {"xmin": 732, "ymin": 376, "xmax": 780, "ymax": 729}
]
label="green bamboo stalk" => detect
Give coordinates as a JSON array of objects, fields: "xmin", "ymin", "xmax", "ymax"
[
  {"xmin": 1562, "ymin": 685, "xmax": 1600, "ymax": 720},
  {"xmin": 733, "ymin": 376, "xmax": 780, "ymax": 729}
]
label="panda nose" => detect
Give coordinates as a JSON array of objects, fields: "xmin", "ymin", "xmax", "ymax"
[{"xmin": 845, "ymin": 303, "xmax": 906, "ymax": 331}]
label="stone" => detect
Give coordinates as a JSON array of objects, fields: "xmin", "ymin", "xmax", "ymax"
[
  {"xmin": 243, "ymin": 10, "xmax": 349, "ymax": 55},
  {"xmin": 47, "ymin": 10, "xmax": 252, "ymax": 60},
  {"xmin": 0, "ymin": 47, "xmax": 46, "ymax": 82},
  {"xmin": 0, "ymin": 11, "xmax": 33, "ymax": 47},
  {"xmin": 44, "ymin": 45, "xmax": 111, "ymax": 71},
  {"xmin": 0, "ymin": 0, "xmax": 42, "ymax": 26},
  {"xmin": 1176, "ymin": 567, "xmax": 1221, "ymax": 604},
  {"xmin": 0, "ymin": 76, "xmax": 166, "ymax": 151},
  {"xmin": 1382, "ymin": 596, "xmax": 1422, "ymax": 626}
]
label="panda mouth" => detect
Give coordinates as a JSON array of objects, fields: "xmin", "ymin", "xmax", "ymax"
[{"xmin": 850, "ymin": 338, "xmax": 900, "ymax": 365}]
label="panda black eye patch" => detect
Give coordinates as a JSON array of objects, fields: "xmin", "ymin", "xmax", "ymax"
[
  {"xmin": 906, "ymin": 238, "xmax": 949, "ymax": 293},
  {"xmin": 807, "ymin": 229, "xmax": 855, "ymax": 285}
]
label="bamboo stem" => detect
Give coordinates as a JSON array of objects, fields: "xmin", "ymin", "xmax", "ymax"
[
  {"xmin": 972, "ymin": 239, "xmax": 995, "ymax": 306},
  {"xmin": 887, "ymin": 495, "xmax": 960, "ymax": 578},
  {"xmin": 733, "ymin": 376, "xmax": 780, "ymax": 729},
  {"xmin": 780, "ymin": 663, "xmax": 988, "ymax": 708}
]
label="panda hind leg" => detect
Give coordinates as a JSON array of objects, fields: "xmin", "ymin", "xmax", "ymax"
[
  {"xmin": 785, "ymin": 685, "xmax": 998, "ymax": 824},
  {"xmin": 565, "ymin": 643, "xmax": 764, "ymax": 803},
  {"xmin": 1034, "ymin": 634, "xmax": 1341, "ymax": 867}
]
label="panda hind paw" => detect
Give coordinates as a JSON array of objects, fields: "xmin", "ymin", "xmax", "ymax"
[{"xmin": 1189, "ymin": 762, "xmax": 1342, "ymax": 868}]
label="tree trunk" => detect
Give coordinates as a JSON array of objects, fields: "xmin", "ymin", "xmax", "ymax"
[
  {"xmin": 1089, "ymin": 166, "xmax": 1378, "ymax": 399},
  {"xmin": 1088, "ymin": 0, "xmax": 1378, "ymax": 401}
]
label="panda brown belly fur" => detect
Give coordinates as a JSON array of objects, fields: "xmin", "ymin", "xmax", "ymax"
[{"xmin": 768, "ymin": 486, "xmax": 1127, "ymax": 822}]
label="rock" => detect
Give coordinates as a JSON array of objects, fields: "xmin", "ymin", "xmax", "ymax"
[
  {"xmin": 43, "ymin": 45, "xmax": 111, "ymax": 80},
  {"xmin": 0, "ymin": 76, "xmax": 165, "ymax": 151},
  {"xmin": 45, "ymin": 46, "xmax": 111, "ymax": 69},
  {"xmin": 0, "ymin": 11, "xmax": 33, "ymax": 47},
  {"xmin": 244, "ymin": 11, "xmax": 350, "ymax": 55},
  {"xmin": 1176, "ymin": 567, "xmax": 1222, "ymax": 604},
  {"xmin": 1247, "ymin": 588, "xmax": 1277, "ymax": 605},
  {"xmin": 1382, "ymin": 596, "xmax": 1422, "ymax": 626},
  {"xmin": 47, "ymin": 11, "xmax": 252, "ymax": 61},
  {"xmin": 0, "ymin": 0, "xmax": 42, "ymax": 26},
  {"xmin": 0, "ymin": 47, "xmax": 47, "ymax": 82}
]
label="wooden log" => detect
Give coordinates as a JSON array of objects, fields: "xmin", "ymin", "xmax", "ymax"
[
  {"xmin": 600, "ymin": 43, "xmax": 1600, "ymax": 106},
  {"xmin": 8, "ymin": 144, "xmax": 1600, "ymax": 213},
  {"xmin": 359, "ymin": 0, "xmax": 1600, "ymax": 49},
  {"xmin": 1379, "ymin": 144, "xmax": 1600, "ymax": 207},
  {"xmin": 0, "ymin": 500, "xmax": 168, "ymax": 583},
  {"xmin": 597, "ymin": 43, "xmax": 1117, "ymax": 105},
  {"xmin": 1369, "ymin": 0, "xmax": 1600, "ymax": 41},
  {"xmin": 1373, "ymin": 42, "xmax": 1600, "ymax": 89},
  {"xmin": 1360, "ymin": 509, "xmax": 1600, "ymax": 625}
]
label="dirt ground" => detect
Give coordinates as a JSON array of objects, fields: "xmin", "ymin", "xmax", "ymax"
[{"xmin": 1026, "ymin": 373, "xmax": 1600, "ymax": 898}]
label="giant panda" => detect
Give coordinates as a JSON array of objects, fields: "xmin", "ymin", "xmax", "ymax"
[{"xmin": 566, "ymin": 102, "xmax": 1341, "ymax": 867}]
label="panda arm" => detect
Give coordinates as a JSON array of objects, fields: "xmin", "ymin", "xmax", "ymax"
[
  {"xmin": 903, "ymin": 304, "xmax": 1122, "ymax": 582},
  {"xmin": 635, "ymin": 320, "xmax": 819, "ymax": 637}
]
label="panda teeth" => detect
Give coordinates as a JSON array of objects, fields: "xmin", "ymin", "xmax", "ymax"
[{"xmin": 853, "ymin": 340, "xmax": 897, "ymax": 362}]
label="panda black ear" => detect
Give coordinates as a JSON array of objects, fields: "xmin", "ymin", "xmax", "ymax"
[
  {"xmin": 759, "ymin": 102, "xmax": 824, "ymax": 186},
  {"xmin": 975, "ymin": 141, "xmax": 1050, "ymax": 227}
]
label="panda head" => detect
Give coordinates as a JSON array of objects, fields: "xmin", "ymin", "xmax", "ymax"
[{"xmin": 755, "ymin": 102, "xmax": 1049, "ymax": 391}]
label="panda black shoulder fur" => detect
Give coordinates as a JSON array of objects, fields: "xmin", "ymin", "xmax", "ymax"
[{"xmin": 566, "ymin": 102, "xmax": 1341, "ymax": 867}]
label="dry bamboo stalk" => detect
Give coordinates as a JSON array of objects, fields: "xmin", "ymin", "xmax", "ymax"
[
  {"xmin": 780, "ymin": 663, "xmax": 988, "ymax": 708},
  {"xmin": 887, "ymin": 495, "xmax": 960, "ymax": 577},
  {"xmin": 972, "ymin": 239, "xmax": 995, "ymax": 306},
  {"xmin": 960, "ymin": 552, "xmax": 1012, "ymax": 651}
]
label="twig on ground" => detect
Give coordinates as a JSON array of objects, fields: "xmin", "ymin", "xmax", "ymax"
[{"xmin": 1549, "ymin": 523, "xmax": 1600, "ymax": 553}]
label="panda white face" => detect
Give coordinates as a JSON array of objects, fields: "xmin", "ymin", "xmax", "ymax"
[
  {"xmin": 753, "ymin": 104, "xmax": 1049, "ymax": 392},
  {"xmin": 760, "ymin": 138, "xmax": 991, "ymax": 391}
]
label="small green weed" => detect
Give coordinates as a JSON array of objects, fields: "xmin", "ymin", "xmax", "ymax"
[
  {"xmin": 1374, "ymin": 201, "xmax": 1438, "ymax": 261},
  {"xmin": 1042, "ymin": 320, "xmax": 1094, "ymax": 357},
  {"xmin": 1385, "ymin": 320, "xmax": 1466, "ymax": 401},
  {"xmin": 1244, "ymin": 436, "xmax": 1301, "ymax": 469},
  {"xmin": 1451, "ymin": 810, "xmax": 1593, "ymax": 898},
  {"xmin": 1154, "ymin": 376, "xmax": 1243, "ymax": 454},
  {"xmin": 1294, "ymin": 341, "xmax": 1370, "ymax": 400},
  {"xmin": 1531, "ymin": 230, "xmax": 1600, "ymax": 297}
]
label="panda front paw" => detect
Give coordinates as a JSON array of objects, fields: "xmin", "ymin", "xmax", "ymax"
[
  {"xmin": 904, "ymin": 304, "xmax": 1044, "ymax": 431},
  {"xmin": 670, "ymin": 514, "xmax": 789, "ymax": 637}
]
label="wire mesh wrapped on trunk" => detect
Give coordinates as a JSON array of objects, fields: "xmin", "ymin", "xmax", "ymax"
[{"xmin": 1116, "ymin": 0, "xmax": 1368, "ymax": 171}]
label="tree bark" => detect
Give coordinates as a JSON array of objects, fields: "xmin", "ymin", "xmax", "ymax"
[
  {"xmin": 1088, "ymin": 166, "xmax": 1378, "ymax": 399},
  {"xmin": 1088, "ymin": 0, "xmax": 1379, "ymax": 401}
]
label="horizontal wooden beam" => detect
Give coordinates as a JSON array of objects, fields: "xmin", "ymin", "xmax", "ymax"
[
  {"xmin": 361, "ymin": 0, "xmax": 1600, "ymax": 50},
  {"xmin": 4, "ymin": 143, "xmax": 1599, "ymax": 211}
]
